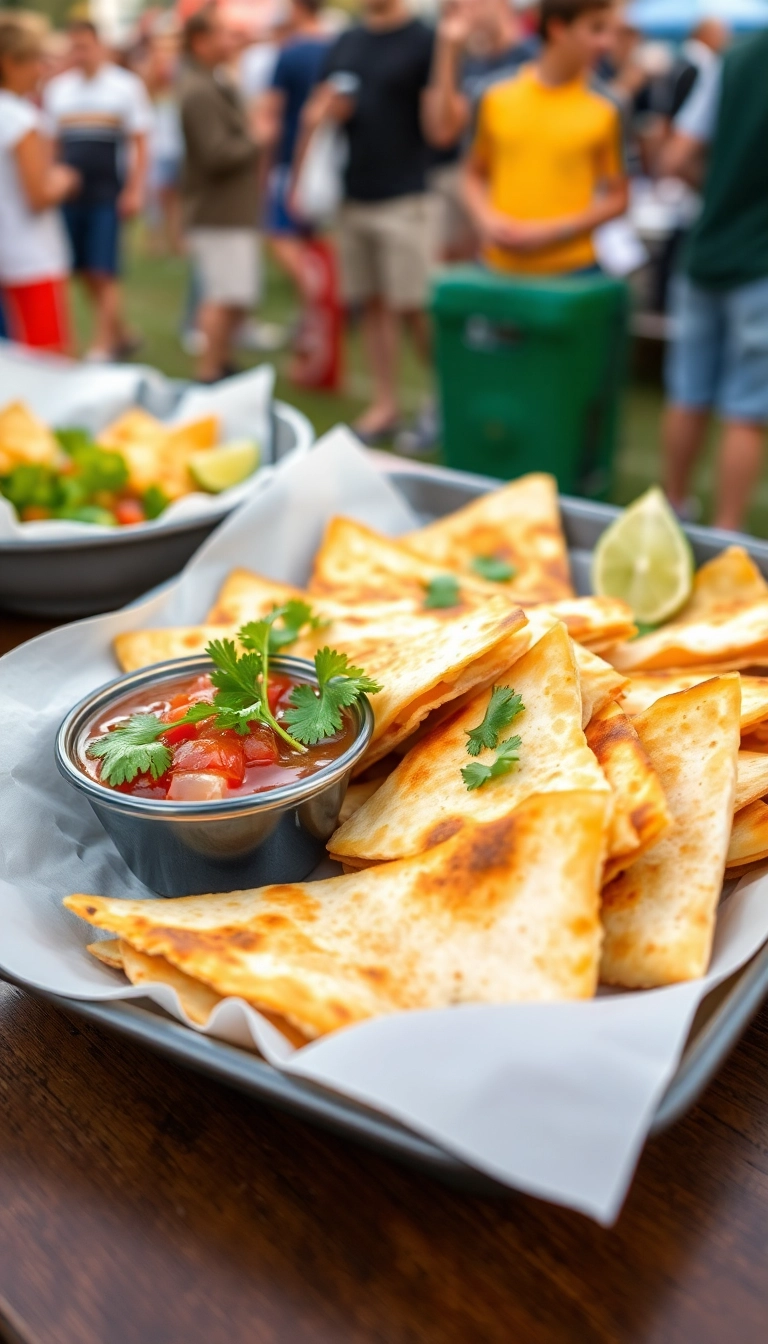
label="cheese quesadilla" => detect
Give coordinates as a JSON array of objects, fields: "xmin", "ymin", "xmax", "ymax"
[
  {"xmin": 328, "ymin": 623, "xmax": 611, "ymax": 865},
  {"xmin": 608, "ymin": 549, "xmax": 768, "ymax": 673},
  {"xmin": 584, "ymin": 700, "xmax": 672, "ymax": 883},
  {"xmin": 67, "ymin": 790, "xmax": 611, "ymax": 1039},
  {"xmin": 402, "ymin": 472, "xmax": 574, "ymax": 604},
  {"xmin": 619, "ymin": 671, "xmax": 768, "ymax": 734},
  {"xmin": 727, "ymin": 799, "xmax": 768, "ymax": 871},
  {"xmin": 601, "ymin": 676, "xmax": 741, "ymax": 987},
  {"xmin": 734, "ymin": 753, "xmax": 768, "ymax": 813}
]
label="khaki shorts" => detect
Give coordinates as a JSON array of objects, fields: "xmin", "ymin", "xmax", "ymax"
[
  {"xmin": 337, "ymin": 194, "xmax": 435, "ymax": 311},
  {"xmin": 187, "ymin": 227, "xmax": 261, "ymax": 308},
  {"xmin": 428, "ymin": 162, "xmax": 477, "ymax": 259}
]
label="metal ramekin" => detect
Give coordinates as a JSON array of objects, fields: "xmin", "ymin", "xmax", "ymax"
[{"xmin": 55, "ymin": 655, "xmax": 374, "ymax": 897}]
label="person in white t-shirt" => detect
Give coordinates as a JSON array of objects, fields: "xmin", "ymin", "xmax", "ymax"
[
  {"xmin": 0, "ymin": 15, "xmax": 79, "ymax": 353},
  {"xmin": 44, "ymin": 19, "xmax": 152, "ymax": 360}
]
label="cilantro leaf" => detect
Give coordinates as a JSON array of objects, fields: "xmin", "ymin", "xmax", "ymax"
[
  {"xmin": 465, "ymin": 686, "xmax": 524, "ymax": 757},
  {"xmin": 206, "ymin": 638, "xmax": 262, "ymax": 698},
  {"xmin": 471, "ymin": 555, "xmax": 517, "ymax": 583},
  {"xmin": 267, "ymin": 599, "xmax": 326, "ymax": 652},
  {"xmin": 284, "ymin": 647, "xmax": 382, "ymax": 745},
  {"xmin": 87, "ymin": 714, "xmax": 172, "ymax": 786},
  {"xmin": 424, "ymin": 575, "xmax": 461, "ymax": 609},
  {"xmin": 461, "ymin": 735, "xmax": 522, "ymax": 791}
]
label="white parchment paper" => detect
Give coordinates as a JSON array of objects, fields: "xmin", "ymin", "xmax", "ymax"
[
  {"xmin": 0, "ymin": 346, "xmax": 275, "ymax": 539},
  {"xmin": 1, "ymin": 428, "xmax": 767, "ymax": 1224}
]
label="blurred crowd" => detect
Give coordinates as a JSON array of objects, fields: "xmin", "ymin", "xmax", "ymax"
[{"xmin": 0, "ymin": 0, "xmax": 766, "ymax": 528}]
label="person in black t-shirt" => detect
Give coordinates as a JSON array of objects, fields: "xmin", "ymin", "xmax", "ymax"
[{"xmin": 299, "ymin": 0, "xmax": 437, "ymax": 443}]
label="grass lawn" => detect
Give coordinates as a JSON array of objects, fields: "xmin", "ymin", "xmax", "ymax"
[{"xmin": 73, "ymin": 235, "xmax": 768, "ymax": 538}]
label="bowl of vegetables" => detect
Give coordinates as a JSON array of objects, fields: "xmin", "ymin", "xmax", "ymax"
[{"xmin": 0, "ymin": 397, "xmax": 313, "ymax": 618}]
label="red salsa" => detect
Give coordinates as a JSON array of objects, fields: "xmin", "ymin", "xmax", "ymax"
[{"xmin": 80, "ymin": 671, "xmax": 357, "ymax": 802}]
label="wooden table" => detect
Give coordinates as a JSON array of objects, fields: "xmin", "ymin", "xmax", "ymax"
[{"xmin": 2, "ymin": 614, "xmax": 768, "ymax": 1344}]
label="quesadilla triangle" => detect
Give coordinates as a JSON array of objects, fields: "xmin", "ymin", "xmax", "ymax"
[
  {"xmin": 572, "ymin": 644, "xmax": 629, "ymax": 727},
  {"xmin": 401, "ymin": 473, "xmax": 575, "ymax": 605},
  {"xmin": 601, "ymin": 675, "xmax": 741, "ymax": 988},
  {"xmin": 584, "ymin": 701, "xmax": 672, "ymax": 884},
  {"xmin": 207, "ymin": 569, "xmax": 311, "ymax": 624},
  {"xmin": 528, "ymin": 596, "xmax": 637, "ymax": 650},
  {"xmin": 619, "ymin": 671, "xmax": 768, "ymax": 733},
  {"xmin": 726, "ymin": 799, "xmax": 768, "ymax": 871},
  {"xmin": 734, "ymin": 752, "xmax": 768, "ymax": 812},
  {"xmin": 607, "ymin": 547, "xmax": 768, "ymax": 673},
  {"xmin": 65, "ymin": 791, "xmax": 611, "ymax": 1040},
  {"xmin": 118, "ymin": 594, "xmax": 529, "ymax": 769},
  {"xmin": 308, "ymin": 516, "xmax": 503, "ymax": 605},
  {"xmin": 328, "ymin": 622, "xmax": 610, "ymax": 865},
  {"xmin": 114, "ymin": 623, "xmax": 239, "ymax": 673},
  {"xmin": 87, "ymin": 938, "xmax": 124, "ymax": 970}
]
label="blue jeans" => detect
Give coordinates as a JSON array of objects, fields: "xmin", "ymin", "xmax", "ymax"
[{"xmin": 666, "ymin": 273, "xmax": 768, "ymax": 424}]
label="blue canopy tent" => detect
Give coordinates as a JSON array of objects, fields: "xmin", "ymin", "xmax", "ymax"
[{"xmin": 627, "ymin": 0, "xmax": 768, "ymax": 37}]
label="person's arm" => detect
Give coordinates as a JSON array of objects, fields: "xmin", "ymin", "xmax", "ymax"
[
  {"xmin": 421, "ymin": 7, "xmax": 471, "ymax": 149},
  {"xmin": 118, "ymin": 130, "xmax": 148, "ymax": 219},
  {"xmin": 14, "ymin": 128, "xmax": 79, "ymax": 212},
  {"xmin": 290, "ymin": 80, "xmax": 353, "ymax": 201},
  {"xmin": 252, "ymin": 86, "xmax": 285, "ymax": 151},
  {"xmin": 657, "ymin": 58, "xmax": 720, "ymax": 187},
  {"xmin": 181, "ymin": 85, "xmax": 258, "ymax": 177}
]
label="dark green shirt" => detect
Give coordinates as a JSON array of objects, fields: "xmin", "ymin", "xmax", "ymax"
[{"xmin": 686, "ymin": 30, "xmax": 768, "ymax": 290}]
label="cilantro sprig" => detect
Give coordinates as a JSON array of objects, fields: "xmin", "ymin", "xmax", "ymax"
[
  {"xmin": 462, "ymin": 735, "xmax": 523, "ymax": 792},
  {"xmin": 465, "ymin": 686, "xmax": 524, "ymax": 756},
  {"xmin": 424, "ymin": 574, "xmax": 461, "ymax": 609},
  {"xmin": 471, "ymin": 555, "xmax": 517, "ymax": 583},
  {"xmin": 86, "ymin": 714, "xmax": 177, "ymax": 786},
  {"xmin": 86, "ymin": 602, "xmax": 380, "ymax": 787},
  {"xmin": 284, "ymin": 648, "xmax": 381, "ymax": 745},
  {"xmin": 461, "ymin": 684, "xmax": 525, "ymax": 791}
]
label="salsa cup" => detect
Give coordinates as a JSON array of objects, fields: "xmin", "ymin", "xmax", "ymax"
[{"xmin": 55, "ymin": 655, "xmax": 374, "ymax": 897}]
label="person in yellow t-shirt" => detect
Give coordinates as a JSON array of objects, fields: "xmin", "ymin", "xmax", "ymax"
[{"xmin": 463, "ymin": 0, "xmax": 628, "ymax": 276}]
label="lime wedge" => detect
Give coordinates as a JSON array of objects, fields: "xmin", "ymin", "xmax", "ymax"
[
  {"xmin": 189, "ymin": 439, "xmax": 260, "ymax": 493},
  {"xmin": 592, "ymin": 487, "xmax": 694, "ymax": 625}
]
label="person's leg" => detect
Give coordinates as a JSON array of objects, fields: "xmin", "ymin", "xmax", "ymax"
[
  {"xmin": 269, "ymin": 234, "xmax": 312, "ymax": 301},
  {"xmin": 336, "ymin": 202, "xmax": 399, "ymax": 436},
  {"xmin": 194, "ymin": 301, "xmax": 227, "ymax": 380},
  {"xmin": 84, "ymin": 273, "xmax": 122, "ymax": 357},
  {"xmin": 662, "ymin": 404, "xmax": 711, "ymax": 509},
  {"xmin": 662, "ymin": 275, "xmax": 722, "ymax": 511},
  {"xmin": 713, "ymin": 421, "xmax": 766, "ymax": 532},
  {"xmin": 712, "ymin": 276, "xmax": 768, "ymax": 531},
  {"xmin": 357, "ymin": 296, "xmax": 400, "ymax": 434}
]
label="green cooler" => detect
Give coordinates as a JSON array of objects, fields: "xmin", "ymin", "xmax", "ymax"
[{"xmin": 431, "ymin": 268, "xmax": 629, "ymax": 497}]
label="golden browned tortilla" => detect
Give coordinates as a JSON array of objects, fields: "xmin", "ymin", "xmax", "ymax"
[
  {"xmin": 402, "ymin": 472, "xmax": 574, "ymax": 605},
  {"xmin": 66, "ymin": 790, "xmax": 610, "ymax": 1040},
  {"xmin": 328, "ymin": 623, "xmax": 611, "ymax": 865},
  {"xmin": 584, "ymin": 700, "xmax": 672, "ymax": 884},
  {"xmin": 608, "ymin": 549, "xmax": 768, "ymax": 673},
  {"xmin": 600, "ymin": 676, "xmax": 741, "ymax": 988}
]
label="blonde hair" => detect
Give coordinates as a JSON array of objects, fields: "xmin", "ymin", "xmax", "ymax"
[{"xmin": 0, "ymin": 10, "xmax": 48, "ymax": 80}]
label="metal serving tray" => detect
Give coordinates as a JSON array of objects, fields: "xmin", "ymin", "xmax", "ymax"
[{"xmin": 8, "ymin": 458, "xmax": 768, "ymax": 1196}]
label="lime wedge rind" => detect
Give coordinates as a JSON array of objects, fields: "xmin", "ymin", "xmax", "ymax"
[
  {"xmin": 189, "ymin": 439, "xmax": 260, "ymax": 494},
  {"xmin": 592, "ymin": 487, "xmax": 694, "ymax": 626}
]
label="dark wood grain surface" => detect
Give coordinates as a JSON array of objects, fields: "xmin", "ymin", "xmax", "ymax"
[{"xmin": 2, "ymin": 612, "xmax": 768, "ymax": 1344}]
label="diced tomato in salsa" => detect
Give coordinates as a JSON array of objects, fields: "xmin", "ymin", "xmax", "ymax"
[
  {"xmin": 243, "ymin": 725, "xmax": 280, "ymax": 764},
  {"xmin": 84, "ymin": 670, "xmax": 356, "ymax": 802},
  {"xmin": 172, "ymin": 735, "xmax": 246, "ymax": 786},
  {"xmin": 267, "ymin": 675, "xmax": 294, "ymax": 714}
]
